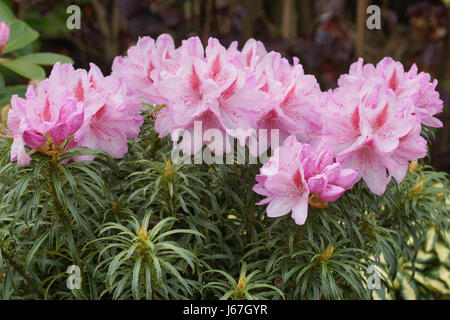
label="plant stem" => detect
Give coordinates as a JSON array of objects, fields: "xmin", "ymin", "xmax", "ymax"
[
  {"xmin": 49, "ymin": 162, "xmax": 82, "ymax": 267},
  {"xmin": 0, "ymin": 243, "xmax": 49, "ymax": 298}
]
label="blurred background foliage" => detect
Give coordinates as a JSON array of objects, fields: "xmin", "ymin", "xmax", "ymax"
[{"xmin": 0, "ymin": 0, "xmax": 448, "ymax": 173}]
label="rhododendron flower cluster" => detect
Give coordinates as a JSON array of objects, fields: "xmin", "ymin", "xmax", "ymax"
[
  {"xmin": 253, "ymin": 136, "xmax": 359, "ymax": 225},
  {"xmin": 320, "ymin": 58, "xmax": 435, "ymax": 195},
  {"xmin": 7, "ymin": 63, "xmax": 143, "ymax": 165},
  {"xmin": 112, "ymin": 34, "xmax": 323, "ymax": 155},
  {"xmin": 3, "ymin": 33, "xmax": 443, "ymax": 226},
  {"xmin": 337, "ymin": 58, "xmax": 443, "ymax": 128},
  {"xmin": 0, "ymin": 21, "xmax": 10, "ymax": 54}
]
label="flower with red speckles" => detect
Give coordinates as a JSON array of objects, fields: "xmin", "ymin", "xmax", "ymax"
[
  {"xmin": 73, "ymin": 64, "xmax": 143, "ymax": 159},
  {"xmin": 7, "ymin": 63, "xmax": 143, "ymax": 165},
  {"xmin": 253, "ymin": 136, "xmax": 358, "ymax": 225},
  {"xmin": 114, "ymin": 35, "xmax": 323, "ymax": 155},
  {"xmin": 321, "ymin": 80, "xmax": 427, "ymax": 195},
  {"xmin": 8, "ymin": 77, "xmax": 84, "ymax": 165},
  {"xmin": 338, "ymin": 57, "xmax": 443, "ymax": 128}
]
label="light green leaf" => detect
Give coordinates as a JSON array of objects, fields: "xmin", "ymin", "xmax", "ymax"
[
  {"xmin": 0, "ymin": 2, "xmax": 15, "ymax": 24},
  {"xmin": 398, "ymin": 270, "xmax": 417, "ymax": 300},
  {"xmin": 2, "ymin": 20, "xmax": 39, "ymax": 54},
  {"xmin": 0, "ymin": 72, "xmax": 4, "ymax": 92},
  {"xmin": 18, "ymin": 53, "xmax": 73, "ymax": 65},
  {"xmin": 435, "ymin": 242, "xmax": 450, "ymax": 266},
  {"xmin": 439, "ymin": 266, "xmax": 450, "ymax": 288},
  {"xmin": 0, "ymin": 84, "xmax": 27, "ymax": 106},
  {"xmin": 24, "ymin": 232, "xmax": 49, "ymax": 271},
  {"xmin": 132, "ymin": 257, "xmax": 142, "ymax": 300},
  {"xmin": 0, "ymin": 59, "xmax": 45, "ymax": 80},
  {"xmin": 425, "ymin": 227, "xmax": 437, "ymax": 252},
  {"xmin": 414, "ymin": 272, "xmax": 449, "ymax": 294}
]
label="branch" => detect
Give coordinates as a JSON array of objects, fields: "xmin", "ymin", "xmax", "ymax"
[{"xmin": 0, "ymin": 242, "xmax": 49, "ymax": 299}]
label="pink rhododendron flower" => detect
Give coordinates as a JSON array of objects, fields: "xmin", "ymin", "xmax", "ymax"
[
  {"xmin": 112, "ymin": 34, "xmax": 176, "ymax": 106},
  {"xmin": 156, "ymin": 36, "xmax": 270, "ymax": 155},
  {"xmin": 253, "ymin": 136, "xmax": 358, "ymax": 225},
  {"xmin": 405, "ymin": 63, "xmax": 443, "ymax": 127},
  {"xmin": 8, "ymin": 79, "xmax": 85, "ymax": 165},
  {"xmin": 0, "ymin": 21, "xmax": 9, "ymax": 54},
  {"xmin": 73, "ymin": 64, "xmax": 143, "ymax": 159},
  {"xmin": 338, "ymin": 57, "xmax": 443, "ymax": 128},
  {"xmin": 254, "ymin": 53, "xmax": 323, "ymax": 147},
  {"xmin": 7, "ymin": 62, "xmax": 143, "ymax": 165},
  {"xmin": 114, "ymin": 35, "xmax": 323, "ymax": 155},
  {"xmin": 227, "ymin": 38, "xmax": 268, "ymax": 71},
  {"xmin": 321, "ymin": 80, "xmax": 427, "ymax": 195},
  {"xmin": 22, "ymin": 85, "xmax": 84, "ymax": 144},
  {"xmin": 157, "ymin": 57, "xmax": 221, "ymax": 155},
  {"xmin": 7, "ymin": 95, "xmax": 32, "ymax": 165}
]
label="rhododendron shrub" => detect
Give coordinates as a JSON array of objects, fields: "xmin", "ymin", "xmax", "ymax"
[{"xmin": 0, "ymin": 34, "xmax": 448, "ymax": 300}]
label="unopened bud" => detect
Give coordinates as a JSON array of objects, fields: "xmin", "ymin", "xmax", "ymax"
[
  {"xmin": 408, "ymin": 160, "xmax": 418, "ymax": 173},
  {"xmin": 0, "ymin": 22, "xmax": 10, "ymax": 54},
  {"xmin": 138, "ymin": 226, "xmax": 148, "ymax": 241},
  {"xmin": 308, "ymin": 193, "xmax": 328, "ymax": 208},
  {"xmin": 321, "ymin": 245, "xmax": 335, "ymax": 261},
  {"xmin": 408, "ymin": 176, "xmax": 426, "ymax": 198},
  {"xmin": 237, "ymin": 273, "xmax": 247, "ymax": 291},
  {"xmin": 111, "ymin": 203, "xmax": 119, "ymax": 214},
  {"xmin": 164, "ymin": 158, "xmax": 173, "ymax": 179}
]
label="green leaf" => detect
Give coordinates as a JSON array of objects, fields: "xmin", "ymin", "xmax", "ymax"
[
  {"xmin": 132, "ymin": 257, "xmax": 142, "ymax": 300},
  {"xmin": 219, "ymin": 290, "xmax": 234, "ymax": 300},
  {"xmin": 2, "ymin": 20, "xmax": 39, "ymax": 54},
  {"xmin": 0, "ymin": 72, "xmax": 4, "ymax": 93},
  {"xmin": 144, "ymin": 263, "xmax": 153, "ymax": 299},
  {"xmin": 24, "ymin": 232, "xmax": 49, "ymax": 271},
  {"xmin": 0, "ymin": 59, "xmax": 45, "ymax": 80},
  {"xmin": 425, "ymin": 227, "xmax": 437, "ymax": 252},
  {"xmin": 0, "ymin": 2, "xmax": 15, "ymax": 24},
  {"xmin": 0, "ymin": 84, "xmax": 27, "ymax": 106},
  {"xmin": 435, "ymin": 242, "xmax": 450, "ymax": 266},
  {"xmin": 18, "ymin": 53, "xmax": 74, "ymax": 65}
]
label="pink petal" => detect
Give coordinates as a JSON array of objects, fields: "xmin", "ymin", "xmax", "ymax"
[
  {"xmin": 291, "ymin": 193, "xmax": 310, "ymax": 225},
  {"xmin": 11, "ymin": 136, "xmax": 31, "ymax": 166},
  {"xmin": 334, "ymin": 169, "xmax": 359, "ymax": 189},
  {"xmin": 319, "ymin": 184, "xmax": 346, "ymax": 202},
  {"xmin": 23, "ymin": 130, "xmax": 46, "ymax": 148},
  {"xmin": 307, "ymin": 174, "xmax": 328, "ymax": 194},
  {"xmin": 266, "ymin": 196, "xmax": 296, "ymax": 218}
]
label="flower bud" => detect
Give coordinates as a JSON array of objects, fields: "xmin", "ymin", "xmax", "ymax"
[
  {"xmin": 0, "ymin": 22, "xmax": 10, "ymax": 54},
  {"xmin": 164, "ymin": 158, "xmax": 173, "ymax": 179},
  {"xmin": 138, "ymin": 226, "xmax": 148, "ymax": 241},
  {"xmin": 408, "ymin": 176, "xmax": 426, "ymax": 198},
  {"xmin": 321, "ymin": 245, "xmax": 335, "ymax": 261},
  {"xmin": 308, "ymin": 193, "xmax": 328, "ymax": 208},
  {"xmin": 237, "ymin": 273, "xmax": 247, "ymax": 291},
  {"xmin": 408, "ymin": 160, "xmax": 418, "ymax": 173}
]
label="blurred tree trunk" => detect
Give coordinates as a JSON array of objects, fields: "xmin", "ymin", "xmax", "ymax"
[
  {"xmin": 281, "ymin": 0, "xmax": 294, "ymax": 39},
  {"xmin": 356, "ymin": 0, "xmax": 367, "ymax": 57},
  {"xmin": 437, "ymin": 7, "xmax": 450, "ymax": 161},
  {"xmin": 241, "ymin": 0, "xmax": 258, "ymax": 42},
  {"xmin": 202, "ymin": 0, "xmax": 213, "ymax": 43},
  {"xmin": 91, "ymin": 0, "xmax": 120, "ymax": 64},
  {"xmin": 298, "ymin": 0, "xmax": 314, "ymax": 36}
]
